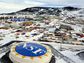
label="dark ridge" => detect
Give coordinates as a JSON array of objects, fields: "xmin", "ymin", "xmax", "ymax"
[
  {"xmin": 0, "ymin": 12, "xmax": 16, "ymax": 15},
  {"xmin": 63, "ymin": 6, "xmax": 80, "ymax": 11}
]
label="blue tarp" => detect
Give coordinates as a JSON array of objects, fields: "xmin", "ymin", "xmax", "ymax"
[{"xmin": 10, "ymin": 18, "xmax": 26, "ymax": 22}]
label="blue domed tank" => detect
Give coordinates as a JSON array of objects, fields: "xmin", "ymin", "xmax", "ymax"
[{"xmin": 15, "ymin": 43, "xmax": 47, "ymax": 57}]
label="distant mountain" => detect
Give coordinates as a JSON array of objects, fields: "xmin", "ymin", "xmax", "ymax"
[
  {"xmin": 16, "ymin": 7, "xmax": 59, "ymax": 15},
  {"xmin": 63, "ymin": 6, "xmax": 80, "ymax": 11},
  {"xmin": 0, "ymin": 6, "xmax": 80, "ymax": 15}
]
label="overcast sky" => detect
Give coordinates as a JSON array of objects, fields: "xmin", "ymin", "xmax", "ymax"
[{"xmin": 0, "ymin": 0, "xmax": 84, "ymax": 13}]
